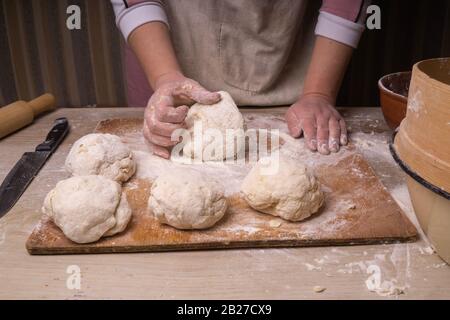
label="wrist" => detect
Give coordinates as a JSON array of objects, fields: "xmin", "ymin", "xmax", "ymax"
[
  {"xmin": 153, "ymin": 70, "xmax": 185, "ymax": 90},
  {"xmin": 300, "ymin": 92, "xmax": 335, "ymax": 105}
]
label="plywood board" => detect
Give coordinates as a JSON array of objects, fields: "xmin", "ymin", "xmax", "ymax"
[{"xmin": 26, "ymin": 118, "xmax": 417, "ymax": 255}]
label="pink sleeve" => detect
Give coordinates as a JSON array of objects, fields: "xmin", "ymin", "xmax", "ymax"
[
  {"xmin": 315, "ymin": 0, "xmax": 371, "ymax": 48},
  {"xmin": 125, "ymin": 0, "xmax": 160, "ymax": 6},
  {"xmin": 320, "ymin": 0, "xmax": 366, "ymax": 22},
  {"xmin": 111, "ymin": 0, "xmax": 169, "ymax": 41}
]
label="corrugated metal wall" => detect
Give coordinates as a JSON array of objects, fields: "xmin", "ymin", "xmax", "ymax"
[{"xmin": 1, "ymin": 0, "xmax": 449, "ymax": 107}]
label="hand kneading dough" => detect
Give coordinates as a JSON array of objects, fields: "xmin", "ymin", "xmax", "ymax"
[
  {"xmin": 148, "ymin": 169, "xmax": 228, "ymax": 229},
  {"xmin": 182, "ymin": 91, "xmax": 245, "ymax": 161},
  {"xmin": 65, "ymin": 133, "xmax": 136, "ymax": 183},
  {"xmin": 241, "ymin": 155, "xmax": 324, "ymax": 222},
  {"xmin": 42, "ymin": 175, "xmax": 132, "ymax": 243}
]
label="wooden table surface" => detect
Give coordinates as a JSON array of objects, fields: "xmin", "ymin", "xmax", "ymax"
[{"xmin": 0, "ymin": 107, "xmax": 449, "ymax": 300}]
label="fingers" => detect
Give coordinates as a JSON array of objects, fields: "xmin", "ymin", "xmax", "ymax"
[
  {"xmin": 285, "ymin": 96, "xmax": 348, "ymax": 155},
  {"xmin": 174, "ymin": 82, "xmax": 221, "ymax": 105},
  {"xmin": 285, "ymin": 109, "xmax": 302, "ymax": 138},
  {"xmin": 152, "ymin": 145, "xmax": 170, "ymax": 159},
  {"xmin": 301, "ymin": 118, "xmax": 318, "ymax": 151},
  {"xmin": 142, "ymin": 77, "xmax": 220, "ymax": 159},
  {"xmin": 148, "ymin": 94, "xmax": 188, "ymax": 123},
  {"xmin": 316, "ymin": 116, "xmax": 330, "ymax": 155},
  {"xmin": 154, "ymin": 98, "xmax": 189, "ymax": 123},
  {"xmin": 146, "ymin": 130, "xmax": 179, "ymax": 148},
  {"xmin": 148, "ymin": 113, "xmax": 186, "ymax": 137},
  {"xmin": 339, "ymin": 119, "xmax": 348, "ymax": 145},
  {"xmin": 328, "ymin": 117, "xmax": 341, "ymax": 153},
  {"xmin": 143, "ymin": 120, "xmax": 176, "ymax": 159}
]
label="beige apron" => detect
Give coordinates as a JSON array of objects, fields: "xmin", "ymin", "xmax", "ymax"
[{"xmin": 163, "ymin": 0, "xmax": 319, "ymax": 106}]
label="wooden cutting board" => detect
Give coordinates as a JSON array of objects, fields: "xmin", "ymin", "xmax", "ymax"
[{"xmin": 26, "ymin": 118, "xmax": 418, "ymax": 255}]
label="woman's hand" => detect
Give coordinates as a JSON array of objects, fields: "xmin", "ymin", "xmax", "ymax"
[
  {"xmin": 285, "ymin": 93, "xmax": 347, "ymax": 155},
  {"xmin": 144, "ymin": 72, "xmax": 221, "ymax": 159}
]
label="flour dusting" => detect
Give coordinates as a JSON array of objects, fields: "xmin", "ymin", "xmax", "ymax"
[
  {"xmin": 408, "ymin": 88, "xmax": 423, "ymax": 114},
  {"xmin": 121, "ymin": 113, "xmax": 354, "ymax": 197},
  {"xmin": 90, "ymin": 113, "xmax": 423, "ymax": 299}
]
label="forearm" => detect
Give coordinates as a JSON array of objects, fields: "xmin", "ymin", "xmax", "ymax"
[
  {"xmin": 128, "ymin": 22, "xmax": 182, "ymax": 90},
  {"xmin": 304, "ymin": 0, "xmax": 370, "ymax": 104},
  {"xmin": 302, "ymin": 35, "xmax": 353, "ymax": 105}
]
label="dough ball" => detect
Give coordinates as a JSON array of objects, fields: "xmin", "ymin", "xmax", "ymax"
[
  {"xmin": 148, "ymin": 169, "xmax": 228, "ymax": 229},
  {"xmin": 103, "ymin": 192, "xmax": 133, "ymax": 237},
  {"xmin": 182, "ymin": 91, "xmax": 245, "ymax": 161},
  {"xmin": 42, "ymin": 175, "xmax": 132, "ymax": 243},
  {"xmin": 65, "ymin": 133, "xmax": 136, "ymax": 183},
  {"xmin": 241, "ymin": 154, "xmax": 324, "ymax": 222}
]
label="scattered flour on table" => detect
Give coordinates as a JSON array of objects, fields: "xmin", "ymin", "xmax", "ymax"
[
  {"xmin": 273, "ymin": 241, "xmax": 417, "ymax": 297},
  {"xmin": 335, "ymin": 244, "xmax": 411, "ymax": 297},
  {"xmin": 117, "ymin": 113, "xmax": 438, "ymax": 298},
  {"xmin": 418, "ymin": 246, "xmax": 435, "ymax": 255},
  {"xmin": 304, "ymin": 263, "xmax": 322, "ymax": 271},
  {"xmin": 427, "ymin": 263, "xmax": 448, "ymax": 269},
  {"xmin": 350, "ymin": 131, "xmax": 390, "ymax": 160},
  {"xmin": 261, "ymin": 242, "xmax": 415, "ymax": 297}
]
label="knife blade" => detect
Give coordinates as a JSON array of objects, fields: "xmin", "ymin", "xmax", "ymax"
[{"xmin": 0, "ymin": 117, "xmax": 69, "ymax": 218}]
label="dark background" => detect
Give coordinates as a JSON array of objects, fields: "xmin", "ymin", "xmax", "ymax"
[
  {"xmin": 0, "ymin": 0, "xmax": 449, "ymax": 107},
  {"xmin": 338, "ymin": 0, "xmax": 450, "ymax": 106}
]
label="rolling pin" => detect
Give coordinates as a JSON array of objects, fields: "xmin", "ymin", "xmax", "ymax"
[{"xmin": 0, "ymin": 93, "xmax": 56, "ymax": 139}]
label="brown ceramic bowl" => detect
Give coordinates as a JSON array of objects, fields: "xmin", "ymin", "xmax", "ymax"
[{"xmin": 378, "ymin": 71, "xmax": 411, "ymax": 129}]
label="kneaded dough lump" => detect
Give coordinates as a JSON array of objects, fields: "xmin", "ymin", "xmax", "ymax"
[
  {"xmin": 182, "ymin": 91, "xmax": 245, "ymax": 161},
  {"xmin": 42, "ymin": 175, "xmax": 132, "ymax": 243},
  {"xmin": 148, "ymin": 169, "xmax": 228, "ymax": 229},
  {"xmin": 241, "ymin": 155, "xmax": 324, "ymax": 222},
  {"xmin": 65, "ymin": 133, "xmax": 136, "ymax": 183}
]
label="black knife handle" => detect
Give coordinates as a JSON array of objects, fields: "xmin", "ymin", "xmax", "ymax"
[{"xmin": 35, "ymin": 117, "xmax": 69, "ymax": 152}]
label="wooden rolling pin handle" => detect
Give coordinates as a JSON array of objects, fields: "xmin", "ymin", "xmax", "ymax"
[
  {"xmin": 0, "ymin": 93, "xmax": 56, "ymax": 139},
  {"xmin": 28, "ymin": 93, "xmax": 56, "ymax": 116}
]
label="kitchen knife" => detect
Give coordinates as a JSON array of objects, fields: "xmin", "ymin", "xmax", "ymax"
[{"xmin": 0, "ymin": 117, "xmax": 69, "ymax": 218}]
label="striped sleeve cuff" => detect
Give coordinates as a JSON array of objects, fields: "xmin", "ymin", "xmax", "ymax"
[
  {"xmin": 315, "ymin": 11, "xmax": 365, "ymax": 48},
  {"xmin": 116, "ymin": 2, "xmax": 169, "ymax": 41}
]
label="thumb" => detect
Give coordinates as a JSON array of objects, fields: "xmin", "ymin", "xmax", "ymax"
[{"xmin": 178, "ymin": 81, "xmax": 221, "ymax": 105}]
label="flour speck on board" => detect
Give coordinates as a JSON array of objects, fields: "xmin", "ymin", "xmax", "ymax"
[
  {"xmin": 221, "ymin": 225, "xmax": 261, "ymax": 235},
  {"xmin": 303, "ymin": 263, "xmax": 322, "ymax": 271},
  {"xmin": 269, "ymin": 219, "xmax": 282, "ymax": 228}
]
